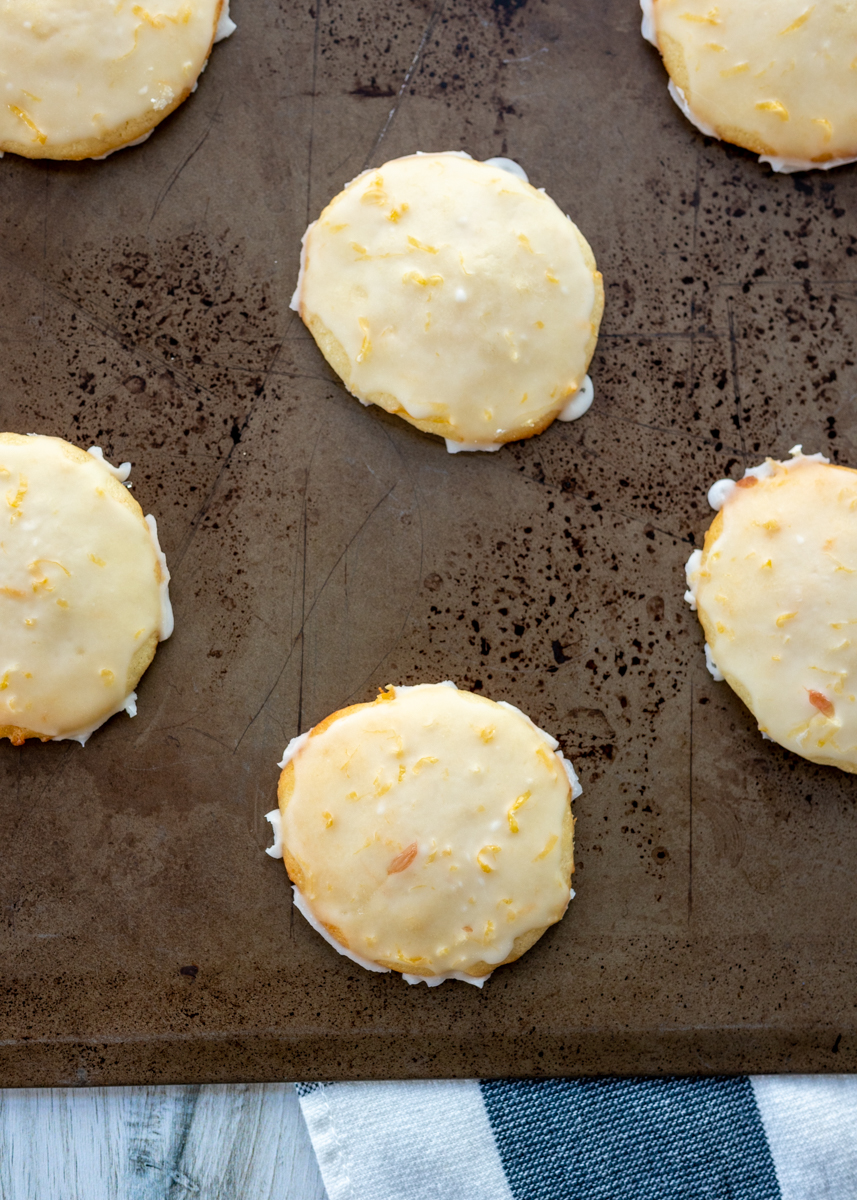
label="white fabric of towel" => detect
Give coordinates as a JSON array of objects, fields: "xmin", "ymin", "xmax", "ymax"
[
  {"xmin": 298, "ymin": 1076, "xmax": 857, "ymax": 1200},
  {"xmin": 753, "ymin": 1075, "xmax": 857, "ymax": 1200},
  {"xmin": 298, "ymin": 1080, "xmax": 511, "ymax": 1200}
]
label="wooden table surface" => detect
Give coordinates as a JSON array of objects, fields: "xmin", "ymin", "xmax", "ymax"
[{"xmin": 0, "ymin": 1084, "xmax": 327, "ymax": 1199}]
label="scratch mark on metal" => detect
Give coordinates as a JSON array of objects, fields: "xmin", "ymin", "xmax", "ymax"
[
  {"xmin": 235, "ymin": 480, "xmax": 400, "ymax": 750},
  {"xmin": 344, "ymin": 425, "xmax": 425, "ymax": 702},
  {"xmin": 305, "ymin": 1, "xmax": 323, "ymax": 226},
  {"xmin": 0, "ymin": 247, "xmax": 231, "ymax": 419},
  {"xmin": 361, "ymin": 0, "xmax": 447, "ymax": 171},
  {"xmin": 149, "ymin": 92, "xmax": 224, "ymax": 225},
  {"xmin": 503, "ymin": 47, "xmax": 548, "ymax": 65}
]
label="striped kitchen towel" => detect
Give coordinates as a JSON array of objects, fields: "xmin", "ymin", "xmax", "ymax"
[{"xmin": 297, "ymin": 1076, "xmax": 857, "ymax": 1200}]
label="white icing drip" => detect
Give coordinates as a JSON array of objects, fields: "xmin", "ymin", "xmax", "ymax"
[
  {"xmin": 483, "ymin": 157, "xmax": 529, "ymax": 183},
  {"xmin": 265, "ymin": 808, "xmax": 283, "ymax": 858},
  {"xmin": 414, "ymin": 150, "xmax": 472, "ymax": 161},
  {"xmin": 684, "ymin": 547, "xmax": 702, "ymax": 611},
  {"xmin": 55, "ymin": 688, "xmax": 139, "ymax": 747},
  {"xmin": 290, "ymin": 219, "xmax": 314, "ymax": 313},
  {"xmin": 292, "ymin": 886, "xmax": 391, "ymax": 975},
  {"xmin": 144, "ymin": 515, "xmax": 174, "ymax": 641},
  {"xmin": 668, "ymin": 81, "xmax": 718, "ymax": 138},
  {"xmin": 214, "ymin": 0, "xmax": 236, "ymax": 42},
  {"xmin": 85, "ymin": 448, "xmax": 172, "ymax": 642},
  {"xmin": 788, "ymin": 444, "xmax": 829, "ymax": 465},
  {"xmin": 557, "ymin": 375, "xmax": 594, "ymax": 422},
  {"xmin": 640, "ymin": 0, "xmax": 658, "ymax": 46},
  {"xmin": 708, "ymin": 449, "xmax": 829, "ymax": 512},
  {"xmin": 557, "ymin": 751, "xmax": 583, "ymax": 801},
  {"xmin": 402, "ymin": 971, "xmax": 487, "ymax": 988},
  {"xmin": 394, "ymin": 680, "xmax": 458, "ymax": 693},
  {"xmin": 87, "ymin": 445, "xmax": 131, "ymax": 482},
  {"xmin": 496, "ymin": 699, "xmax": 559, "ymax": 749},
  {"xmin": 707, "ymin": 478, "xmax": 736, "ymax": 511},
  {"xmin": 444, "ymin": 439, "xmax": 503, "ymax": 454},
  {"xmin": 494, "ymin": 699, "xmax": 583, "ymax": 801},
  {"xmin": 278, "ymin": 730, "xmax": 311, "ymax": 769},
  {"xmin": 744, "ymin": 460, "xmax": 775, "ymax": 482},
  {"xmin": 268, "ymin": 735, "xmax": 311, "ymax": 856},
  {"xmin": 92, "ymin": 131, "xmax": 153, "ymax": 160},
  {"xmin": 761, "ymin": 154, "xmax": 857, "ymax": 175},
  {"xmin": 704, "ymin": 642, "xmax": 724, "ymax": 682}
]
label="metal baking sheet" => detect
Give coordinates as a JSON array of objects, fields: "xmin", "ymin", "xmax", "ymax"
[{"xmin": 2, "ymin": 0, "xmax": 856, "ymax": 1086}]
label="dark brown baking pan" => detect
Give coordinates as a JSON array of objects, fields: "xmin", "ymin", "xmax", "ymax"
[{"xmin": 1, "ymin": 0, "xmax": 856, "ymax": 1086}]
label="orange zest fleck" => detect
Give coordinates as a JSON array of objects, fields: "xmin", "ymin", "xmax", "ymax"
[
  {"xmin": 387, "ymin": 842, "xmax": 418, "ymax": 874},
  {"xmin": 8, "ymin": 106, "xmax": 46, "ymax": 145},
  {"xmin": 477, "ymin": 845, "xmax": 501, "ymax": 873},
  {"xmin": 507, "ymin": 790, "xmax": 531, "ymax": 833},
  {"xmin": 407, "ymin": 236, "xmax": 438, "ymax": 254},
  {"xmin": 808, "ymin": 690, "xmax": 835, "ymax": 718},
  {"xmin": 534, "ymin": 834, "xmax": 558, "ymax": 861},
  {"xmin": 779, "ymin": 7, "xmax": 814, "ymax": 35}
]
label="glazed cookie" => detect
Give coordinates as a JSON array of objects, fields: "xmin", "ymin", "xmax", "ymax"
[
  {"xmin": 265, "ymin": 682, "xmax": 580, "ymax": 986},
  {"xmin": 292, "ymin": 152, "xmax": 604, "ymax": 452},
  {"xmin": 642, "ymin": 0, "xmax": 857, "ymax": 172},
  {"xmin": 0, "ymin": 434, "xmax": 173, "ymax": 745},
  {"xmin": 685, "ymin": 447, "xmax": 857, "ymax": 771},
  {"xmin": 0, "ymin": 0, "xmax": 236, "ymax": 160}
]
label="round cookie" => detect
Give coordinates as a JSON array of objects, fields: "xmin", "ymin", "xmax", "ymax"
[
  {"xmin": 642, "ymin": 0, "xmax": 857, "ymax": 172},
  {"xmin": 0, "ymin": 0, "xmax": 235, "ymax": 161},
  {"xmin": 685, "ymin": 447, "xmax": 857, "ymax": 771},
  {"xmin": 0, "ymin": 433, "xmax": 173, "ymax": 744},
  {"xmin": 266, "ymin": 682, "xmax": 580, "ymax": 985},
  {"xmin": 292, "ymin": 152, "xmax": 604, "ymax": 451}
]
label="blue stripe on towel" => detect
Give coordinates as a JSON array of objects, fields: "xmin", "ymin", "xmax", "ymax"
[
  {"xmin": 481, "ymin": 1076, "xmax": 781, "ymax": 1200},
  {"xmin": 295, "ymin": 1082, "xmax": 324, "ymax": 1096}
]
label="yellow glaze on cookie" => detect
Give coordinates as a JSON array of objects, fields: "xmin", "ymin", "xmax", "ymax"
[
  {"xmin": 277, "ymin": 683, "xmax": 577, "ymax": 979},
  {"xmin": 0, "ymin": 434, "xmax": 169, "ymax": 743},
  {"xmin": 651, "ymin": 0, "xmax": 857, "ymax": 164},
  {"xmin": 0, "ymin": 0, "xmax": 224, "ymax": 160},
  {"xmin": 296, "ymin": 153, "xmax": 604, "ymax": 447},
  {"xmin": 690, "ymin": 456, "xmax": 857, "ymax": 771}
]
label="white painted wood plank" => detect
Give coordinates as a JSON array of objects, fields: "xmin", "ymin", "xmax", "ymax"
[{"xmin": 0, "ymin": 1082, "xmax": 327, "ymax": 1200}]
